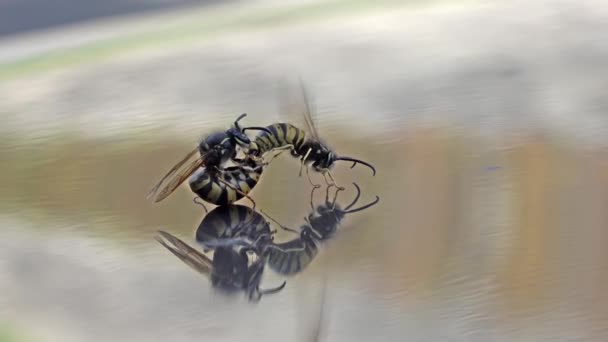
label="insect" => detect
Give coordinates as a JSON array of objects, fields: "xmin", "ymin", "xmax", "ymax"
[
  {"xmin": 155, "ymin": 230, "xmax": 286, "ymax": 302},
  {"xmin": 147, "ymin": 113, "xmax": 271, "ymax": 205},
  {"xmin": 195, "ymin": 204, "xmax": 277, "ymax": 252},
  {"xmin": 188, "ymin": 155, "xmax": 265, "ymax": 210},
  {"xmin": 264, "ymin": 183, "xmax": 380, "ymax": 275},
  {"xmin": 246, "ymin": 81, "xmax": 376, "ymax": 189}
]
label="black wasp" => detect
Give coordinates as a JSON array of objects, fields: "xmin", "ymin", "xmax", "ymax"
[
  {"xmin": 247, "ymin": 81, "xmax": 376, "ymax": 188},
  {"xmin": 155, "ymin": 204, "xmax": 286, "ymax": 302},
  {"xmin": 147, "ymin": 113, "xmax": 271, "ymax": 207},
  {"xmin": 264, "ymin": 183, "xmax": 379, "ymax": 275}
]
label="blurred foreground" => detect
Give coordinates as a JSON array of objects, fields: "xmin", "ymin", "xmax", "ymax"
[{"xmin": 1, "ymin": 0, "xmax": 608, "ymax": 341}]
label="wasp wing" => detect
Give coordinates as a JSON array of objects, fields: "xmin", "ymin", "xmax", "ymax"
[
  {"xmin": 148, "ymin": 148, "xmax": 207, "ymax": 203},
  {"xmin": 298, "ymin": 78, "xmax": 321, "ymax": 142},
  {"xmin": 155, "ymin": 230, "xmax": 213, "ymax": 275},
  {"xmin": 277, "ymin": 77, "xmax": 321, "ymax": 142},
  {"xmin": 147, "ymin": 147, "xmax": 198, "ymax": 199}
]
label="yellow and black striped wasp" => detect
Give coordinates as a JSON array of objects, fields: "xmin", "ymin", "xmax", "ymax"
[
  {"xmin": 195, "ymin": 204, "xmax": 277, "ymax": 252},
  {"xmin": 264, "ymin": 183, "xmax": 379, "ymax": 275},
  {"xmin": 156, "ymin": 203, "xmax": 290, "ymax": 302},
  {"xmin": 156, "ymin": 230, "xmax": 286, "ymax": 302},
  {"xmin": 263, "ymin": 183, "xmax": 380, "ymax": 275},
  {"xmin": 147, "ymin": 113, "xmax": 271, "ymax": 208},
  {"xmin": 246, "ymin": 81, "xmax": 376, "ymax": 189}
]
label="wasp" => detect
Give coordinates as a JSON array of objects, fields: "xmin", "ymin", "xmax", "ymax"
[
  {"xmin": 246, "ymin": 82, "xmax": 376, "ymax": 188},
  {"xmin": 156, "ymin": 203, "xmax": 289, "ymax": 302},
  {"xmin": 195, "ymin": 204, "xmax": 277, "ymax": 252},
  {"xmin": 147, "ymin": 113, "xmax": 271, "ymax": 207},
  {"xmin": 187, "ymin": 155, "xmax": 264, "ymax": 211},
  {"xmin": 155, "ymin": 230, "xmax": 286, "ymax": 302},
  {"xmin": 264, "ymin": 183, "xmax": 379, "ymax": 275}
]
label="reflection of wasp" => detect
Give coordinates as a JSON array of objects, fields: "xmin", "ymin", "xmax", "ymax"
[
  {"xmin": 147, "ymin": 113, "xmax": 271, "ymax": 207},
  {"xmin": 156, "ymin": 229, "xmax": 285, "ymax": 302},
  {"xmin": 195, "ymin": 204, "xmax": 276, "ymax": 252},
  {"xmin": 264, "ymin": 183, "xmax": 379, "ymax": 275},
  {"xmin": 246, "ymin": 81, "xmax": 376, "ymax": 188}
]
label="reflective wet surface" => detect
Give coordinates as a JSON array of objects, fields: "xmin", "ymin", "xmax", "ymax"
[{"xmin": 1, "ymin": 1, "xmax": 608, "ymax": 341}]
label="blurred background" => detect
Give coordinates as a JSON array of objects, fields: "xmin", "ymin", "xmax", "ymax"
[{"xmin": 1, "ymin": 0, "xmax": 608, "ymax": 341}]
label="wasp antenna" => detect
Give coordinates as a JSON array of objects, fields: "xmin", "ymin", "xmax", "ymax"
[
  {"xmin": 258, "ymin": 281, "xmax": 287, "ymax": 296},
  {"xmin": 335, "ymin": 157, "xmax": 376, "ymax": 176},
  {"xmin": 235, "ymin": 113, "xmax": 248, "ymax": 122},
  {"xmin": 242, "ymin": 126, "xmax": 273, "ymax": 134},
  {"xmin": 344, "ymin": 182, "xmax": 362, "ymax": 210},
  {"xmin": 192, "ymin": 197, "xmax": 209, "ymax": 213},
  {"xmin": 343, "ymin": 195, "xmax": 379, "ymax": 214},
  {"xmin": 234, "ymin": 113, "xmax": 248, "ymax": 130}
]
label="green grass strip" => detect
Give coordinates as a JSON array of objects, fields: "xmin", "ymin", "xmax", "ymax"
[{"xmin": 0, "ymin": 0, "xmax": 451, "ymax": 80}]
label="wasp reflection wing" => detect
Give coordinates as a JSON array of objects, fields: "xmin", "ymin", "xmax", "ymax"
[
  {"xmin": 155, "ymin": 230, "xmax": 213, "ymax": 275},
  {"xmin": 148, "ymin": 149, "xmax": 208, "ymax": 203}
]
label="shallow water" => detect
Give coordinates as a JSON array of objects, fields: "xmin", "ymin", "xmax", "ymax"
[{"xmin": 1, "ymin": 1, "xmax": 608, "ymax": 341}]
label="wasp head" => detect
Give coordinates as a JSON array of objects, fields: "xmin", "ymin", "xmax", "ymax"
[
  {"xmin": 308, "ymin": 207, "xmax": 343, "ymax": 240},
  {"xmin": 226, "ymin": 126, "xmax": 252, "ymax": 148},
  {"xmin": 302, "ymin": 141, "xmax": 335, "ymax": 171},
  {"xmin": 210, "ymin": 247, "xmax": 249, "ymax": 294}
]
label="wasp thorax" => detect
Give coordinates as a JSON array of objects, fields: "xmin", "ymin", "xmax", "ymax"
[{"xmin": 301, "ymin": 141, "xmax": 334, "ymax": 170}]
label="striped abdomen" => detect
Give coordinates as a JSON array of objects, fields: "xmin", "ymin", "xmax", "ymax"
[
  {"xmin": 252, "ymin": 123, "xmax": 307, "ymax": 156},
  {"xmin": 188, "ymin": 164, "xmax": 262, "ymax": 206},
  {"xmin": 196, "ymin": 204, "xmax": 270, "ymax": 243},
  {"xmin": 265, "ymin": 231, "xmax": 319, "ymax": 276}
]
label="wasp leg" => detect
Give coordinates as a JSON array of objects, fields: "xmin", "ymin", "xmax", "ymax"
[
  {"xmin": 310, "ymin": 185, "xmax": 320, "ymax": 211},
  {"xmin": 299, "ymin": 148, "xmax": 313, "ymax": 177},
  {"xmin": 265, "ymin": 151, "xmax": 285, "ymax": 165},
  {"xmin": 263, "ymin": 144, "xmax": 296, "ymax": 166},
  {"xmin": 249, "ymin": 288, "xmax": 263, "ymax": 302},
  {"xmin": 264, "ymin": 243, "xmax": 307, "ymax": 253},
  {"xmin": 250, "ymin": 232, "xmax": 275, "ymax": 248},
  {"xmin": 270, "ymin": 144, "xmax": 296, "ymax": 153},
  {"xmin": 260, "ymin": 209, "xmax": 300, "ymax": 235},
  {"xmin": 330, "ymin": 186, "xmax": 344, "ymax": 209},
  {"xmin": 303, "ymin": 215, "xmax": 314, "ymax": 228},
  {"xmin": 202, "ymin": 238, "xmax": 244, "ymax": 249},
  {"xmin": 201, "ymin": 237, "xmax": 257, "ymax": 249},
  {"xmin": 258, "ymin": 281, "xmax": 287, "ymax": 296},
  {"xmin": 306, "ymin": 166, "xmax": 321, "ymax": 188},
  {"xmin": 192, "ymin": 196, "xmax": 209, "ymax": 213},
  {"xmin": 324, "ymin": 183, "xmax": 334, "ymax": 204},
  {"xmin": 203, "ymin": 232, "xmax": 273, "ymax": 250},
  {"xmin": 321, "ymin": 169, "xmax": 344, "ymax": 190},
  {"xmin": 324, "ymin": 182, "xmax": 343, "ymax": 209},
  {"xmin": 320, "ymin": 169, "xmax": 344, "ymax": 189}
]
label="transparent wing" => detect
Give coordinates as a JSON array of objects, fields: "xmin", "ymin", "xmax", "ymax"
[
  {"xmin": 156, "ymin": 231, "xmax": 242, "ymax": 286},
  {"xmin": 299, "ymin": 78, "xmax": 321, "ymax": 142},
  {"xmin": 147, "ymin": 147, "xmax": 207, "ymax": 203},
  {"xmin": 155, "ymin": 230, "xmax": 213, "ymax": 275},
  {"xmin": 277, "ymin": 77, "xmax": 321, "ymax": 142}
]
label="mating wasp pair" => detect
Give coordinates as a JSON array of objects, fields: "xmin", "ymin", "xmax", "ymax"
[
  {"xmin": 156, "ymin": 183, "xmax": 379, "ymax": 302},
  {"xmin": 147, "ymin": 82, "xmax": 376, "ymax": 210},
  {"xmin": 150, "ymin": 81, "xmax": 379, "ymax": 302}
]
